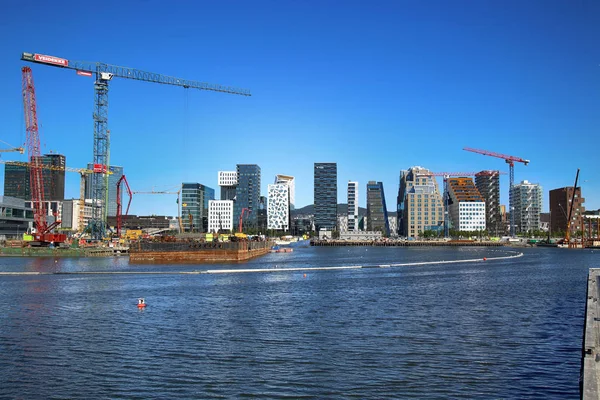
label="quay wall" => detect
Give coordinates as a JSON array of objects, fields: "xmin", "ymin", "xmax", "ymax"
[
  {"xmin": 310, "ymin": 240, "xmax": 504, "ymax": 247},
  {"xmin": 582, "ymin": 269, "xmax": 600, "ymax": 399}
]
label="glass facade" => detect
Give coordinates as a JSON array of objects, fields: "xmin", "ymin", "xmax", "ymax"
[
  {"xmin": 4, "ymin": 154, "xmax": 66, "ymax": 201},
  {"xmin": 234, "ymin": 164, "xmax": 261, "ymax": 231},
  {"xmin": 181, "ymin": 183, "xmax": 215, "ymax": 233},
  {"xmin": 366, "ymin": 181, "xmax": 390, "ymax": 236},
  {"xmin": 314, "ymin": 163, "xmax": 337, "ymax": 231}
]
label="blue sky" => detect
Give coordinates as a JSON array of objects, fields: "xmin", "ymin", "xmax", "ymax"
[{"xmin": 0, "ymin": 0, "xmax": 598, "ymax": 215}]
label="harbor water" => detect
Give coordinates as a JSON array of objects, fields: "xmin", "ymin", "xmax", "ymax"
[{"xmin": 0, "ymin": 246, "xmax": 597, "ymax": 398}]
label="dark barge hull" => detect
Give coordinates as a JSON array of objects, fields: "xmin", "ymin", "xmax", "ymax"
[{"xmin": 129, "ymin": 240, "xmax": 274, "ymax": 263}]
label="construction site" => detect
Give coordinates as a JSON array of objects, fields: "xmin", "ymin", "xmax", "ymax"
[{"xmin": 1, "ymin": 51, "xmax": 256, "ymax": 256}]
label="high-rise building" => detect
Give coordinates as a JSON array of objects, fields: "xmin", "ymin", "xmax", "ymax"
[
  {"xmin": 275, "ymin": 174, "xmax": 295, "ymax": 210},
  {"xmin": 234, "ymin": 164, "xmax": 261, "ymax": 231},
  {"xmin": 181, "ymin": 183, "xmax": 215, "ymax": 233},
  {"xmin": 549, "ymin": 186, "xmax": 585, "ymax": 236},
  {"xmin": 208, "ymin": 200, "xmax": 234, "ymax": 233},
  {"xmin": 314, "ymin": 162, "xmax": 337, "ymax": 232},
  {"xmin": 267, "ymin": 183, "xmax": 290, "ymax": 231},
  {"xmin": 397, "ymin": 166, "xmax": 444, "ymax": 238},
  {"xmin": 510, "ymin": 180, "xmax": 542, "ymax": 234},
  {"xmin": 4, "ymin": 153, "xmax": 66, "ymax": 201},
  {"xmin": 366, "ymin": 181, "xmax": 390, "ymax": 236},
  {"xmin": 347, "ymin": 181, "xmax": 358, "ymax": 232},
  {"xmin": 85, "ymin": 164, "xmax": 123, "ymax": 217},
  {"xmin": 447, "ymin": 177, "xmax": 486, "ymax": 232},
  {"xmin": 475, "ymin": 170, "xmax": 502, "ymax": 235},
  {"xmin": 218, "ymin": 171, "xmax": 238, "ymax": 201},
  {"xmin": 258, "ymin": 196, "xmax": 268, "ymax": 233}
]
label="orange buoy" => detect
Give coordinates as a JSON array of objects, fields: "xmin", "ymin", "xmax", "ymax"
[
  {"xmin": 303, "ymin": 274, "xmax": 307, "ymax": 278},
  {"xmin": 483, "ymin": 257, "xmax": 487, "ymax": 261},
  {"xmin": 137, "ymin": 298, "xmax": 146, "ymax": 308}
]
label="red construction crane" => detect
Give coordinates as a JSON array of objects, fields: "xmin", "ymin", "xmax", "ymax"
[
  {"xmin": 21, "ymin": 66, "xmax": 66, "ymax": 245},
  {"xmin": 463, "ymin": 147, "xmax": 530, "ymax": 237},
  {"xmin": 423, "ymin": 171, "xmax": 505, "ymax": 238},
  {"xmin": 116, "ymin": 175, "xmax": 132, "ymax": 238},
  {"xmin": 238, "ymin": 208, "xmax": 250, "ymax": 233}
]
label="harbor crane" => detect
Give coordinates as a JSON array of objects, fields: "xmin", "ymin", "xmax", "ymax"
[
  {"xmin": 21, "ymin": 51, "xmax": 251, "ymax": 241},
  {"xmin": 463, "ymin": 147, "xmax": 530, "ymax": 237},
  {"xmin": 426, "ymin": 171, "xmax": 505, "ymax": 238}
]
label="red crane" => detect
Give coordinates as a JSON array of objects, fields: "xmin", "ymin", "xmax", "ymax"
[
  {"xmin": 238, "ymin": 208, "xmax": 250, "ymax": 233},
  {"xmin": 463, "ymin": 147, "xmax": 530, "ymax": 237},
  {"xmin": 116, "ymin": 175, "xmax": 132, "ymax": 237},
  {"xmin": 22, "ymin": 66, "xmax": 66, "ymax": 245}
]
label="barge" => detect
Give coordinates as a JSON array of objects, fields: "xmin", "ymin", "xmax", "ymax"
[{"xmin": 129, "ymin": 239, "xmax": 274, "ymax": 263}]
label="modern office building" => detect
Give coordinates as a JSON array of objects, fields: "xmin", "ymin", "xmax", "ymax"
[
  {"xmin": 267, "ymin": 183, "xmax": 290, "ymax": 231},
  {"xmin": 510, "ymin": 180, "xmax": 542, "ymax": 234},
  {"xmin": 0, "ymin": 196, "xmax": 33, "ymax": 238},
  {"xmin": 475, "ymin": 170, "xmax": 502, "ymax": 235},
  {"xmin": 4, "ymin": 153, "xmax": 66, "ymax": 201},
  {"xmin": 233, "ymin": 164, "xmax": 261, "ymax": 231},
  {"xmin": 274, "ymin": 174, "xmax": 295, "ymax": 210},
  {"xmin": 314, "ymin": 162, "xmax": 337, "ymax": 232},
  {"xmin": 397, "ymin": 166, "xmax": 444, "ymax": 238},
  {"xmin": 347, "ymin": 181, "xmax": 358, "ymax": 232},
  {"xmin": 85, "ymin": 164, "xmax": 124, "ymax": 217},
  {"xmin": 549, "ymin": 186, "xmax": 585, "ymax": 236},
  {"xmin": 366, "ymin": 181, "xmax": 390, "ymax": 236},
  {"xmin": 208, "ymin": 200, "xmax": 234, "ymax": 233},
  {"xmin": 218, "ymin": 171, "xmax": 238, "ymax": 201},
  {"xmin": 447, "ymin": 177, "xmax": 486, "ymax": 232},
  {"xmin": 257, "ymin": 196, "xmax": 268, "ymax": 233},
  {"xmin": 181, "ymin": 183, "xmax": 215, "ymax": 233},
  {"xmin": 61, "ymin": 199, "xmax": 93, "ymax": 232}
]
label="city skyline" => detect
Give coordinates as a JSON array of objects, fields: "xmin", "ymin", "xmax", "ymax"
[{"xmin": 0, "ymin": 1, "xmax": 598, "ymax": 215}]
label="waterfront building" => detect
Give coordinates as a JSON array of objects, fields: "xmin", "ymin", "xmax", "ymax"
[
  {"xmin": 233, "ymin": 164, "xmax": 261, "ymax": 231},
  {"xmin": 181, "ymin": 183, "xmax": 215, "ymax": 233},
  {"xmin": 475, "ymin": 170, "xmax": 502, "ymax": 235},
  {"xmin": 0, "ymin": 196, "xmax": 33, "ymax": 238},
  {"xmin": 258, "ymin": 196, "xmax": 267, "ymax": 233},
  {"xmin": 549, "ymin": 186, "xmax": 585, "ymax": 236},
  {"xmin": 267, "ymin": 183, "xmax": 290, "ymax": 231},
  {"xmin": 397, "ymin": 166, "xmax": 444, "ymax": 238},
  {"xmin": 347, "ymin": 181, "xmax": 358, "ymax": 232},
  {"xmin": 4, "ymin": 153, "xmax": 66, "ymax": 201},
  {"xmin": 61, "ymin": 199, "xmax": 93, "ymax": 232},
  {"xmin": 388, "ymin": 214, "xmax": 397, "ymax": 236},
  {"xmin": 85, "ymin": 164, "xmax": 124, "ymax": 217},
  {"xmin": 218, "ymin": 171, "xmax": 238, "ymax": 201},
  {"xmin": 510, "ymin": 180, "xmax": 542, "ymax": 234},
  {"xmin": 447, "ymin": 177, "xmax": 486, "ymax": 232},
  {"xmin": 106, "ymin": 215, "xmax": 172, "ymax": 231},
  {"xmin": 366, "ymin": 181, "xmax": 390, "ymax": 236},
  {"xmin": 208, "ymin": 200, "xmax": 234, "ymax": 233},
  {"xmin": 314, "ymin": 162, "xmax": 337, "ymax": 232},
  {"xmin": 291, "ymin": 218, "xmax": 312, "ymax": 236},
  {"xmin": 275, "ymin": 175, "xmax": 295, "ymax": 210}
]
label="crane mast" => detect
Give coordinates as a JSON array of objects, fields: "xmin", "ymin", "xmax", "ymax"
[
  {"xmin": 463, "ymin": 147, "xmax": 529, "ymax": 237},
  {"xmin": 21, "ymin": 52, "xmax": 251, "ymax": 241}
]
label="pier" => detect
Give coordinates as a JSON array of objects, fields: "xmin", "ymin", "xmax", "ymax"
[
  {"xmin": 310, "ymin": 239, "xmax": 504, "ymax": 247},
  {"xmin": 582, "ymin": 269, "xmax": 600, "ymax": 399}
]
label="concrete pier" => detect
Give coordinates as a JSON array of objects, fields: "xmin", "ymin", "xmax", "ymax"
[{"xmin": 582, "ymin": 269, "xmax": 600, "ymax": 399}]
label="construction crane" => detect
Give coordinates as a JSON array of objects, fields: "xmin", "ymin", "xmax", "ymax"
[
  {"xmin": 0, "ymin": 140, "xmax": 24, "ymax": 155},
  {"xmin": 131, "ymin": 187, "xmax": 183, "ymax": 233},
  {"xmin": 566, "ymin": 169, "xmax": 580, "ymax": 248},
  {"xmin": 463, "ymin": 147, "xmax": 530, "ymax": 237},
  {"xmin": 238, "ymin": 208, "xmax": 250, "ymax": 233},
  {"xmin": 0, "ymin": 160, "xmax": 112, "ymax": 233},
  {"xmin": 21, "ymin": 51, "xmax": 251, "ymax": 241},
  {"xmin": 21, "ymin": 66, "xmax": 66, "ymax": 245},
  {"xmin": 425, "ymin": 171, "xmax": 505, "ymax": 238},
  {"xmin": 115, "ymin": 175, "xmax": 132, "ymax": 237}
]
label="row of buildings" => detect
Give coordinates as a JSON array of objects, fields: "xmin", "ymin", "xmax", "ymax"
[{"xmin": 0, "ymin": 155, "xmax": 593, "ymax": 239}]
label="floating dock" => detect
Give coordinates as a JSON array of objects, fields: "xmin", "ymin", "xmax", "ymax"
[{"xmin": 129, "ymin": 240, "xmax": 273, "ymax": 263}]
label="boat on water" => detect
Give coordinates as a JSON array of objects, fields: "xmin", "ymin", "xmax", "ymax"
[{"xmin": 270, "ymin": 245, "xmax": 293, "ymax": 253}]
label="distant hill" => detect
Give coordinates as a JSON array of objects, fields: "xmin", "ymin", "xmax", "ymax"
[{"xmin": 292, "ymin": 204, "xmax": 396, "ymax": 217}]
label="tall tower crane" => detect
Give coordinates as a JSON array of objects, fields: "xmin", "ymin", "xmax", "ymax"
[
  {"xmin": 0, "ymin": 140, "xmax": 24, "ymax": 155},
  {"xmin": 427, "ymin": 171, "xmax": 505, "ymax": 238},
  {"xmin": 21, "ymin": 51, "xmax": 251, "ymax": 241},
  {"xmin": 463, "ymin": 147, "xmax": 530, "ymax": 237}
]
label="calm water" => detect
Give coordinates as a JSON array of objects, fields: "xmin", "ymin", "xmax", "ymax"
[{"xmin": 0, "ymin": 245, "xmax": 598, "ymax": 399}]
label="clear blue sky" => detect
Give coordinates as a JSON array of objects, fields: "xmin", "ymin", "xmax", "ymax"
[{"xmin": 0, "ymin": 0, "xmax": 598, "ymax": 215}]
